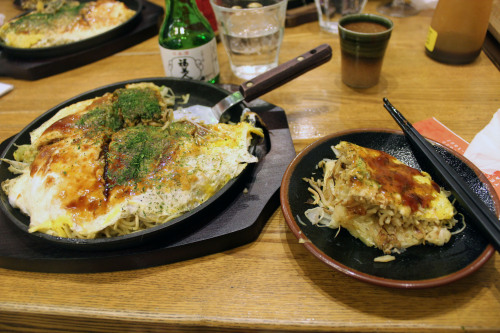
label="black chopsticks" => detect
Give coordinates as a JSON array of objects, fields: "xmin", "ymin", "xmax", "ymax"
[{"xmin": 383, "ymin": 98, "xmax": 500, "ymax": 253}]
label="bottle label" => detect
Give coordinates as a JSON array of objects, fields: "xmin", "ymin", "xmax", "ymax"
[
  {"xmin": 160, "ymin": 38, "xmax": 219, "ymax": 82},
  {"xmin": 425, "ymin": 26, "xmax": 438, "ymax": 52}
]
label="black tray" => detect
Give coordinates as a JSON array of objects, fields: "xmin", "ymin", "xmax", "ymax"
[
  {"xmin": 0, "ymin": 92, "xmax": 296, "ymax": 273},
  {"xmin": 0, "ymin": 1, "xmax": 164, "ymax": 80}
]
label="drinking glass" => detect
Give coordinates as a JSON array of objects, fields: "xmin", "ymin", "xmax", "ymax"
[
  {"xmin": 210, "ymin": 0, "xmax": 287, "ymax": 80},
  {"xmin": 377, "ymin": 0, "xmax": 419, "ymax": 17},
  {"xmin": 314, "ymin": 0, "xmax": 367, "ymax": 33},
  {"xmin": 338, "ymin": 13, "xmax": 394, "ymax": 88}
]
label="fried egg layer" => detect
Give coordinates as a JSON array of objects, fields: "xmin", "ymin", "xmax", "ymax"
[{"xmin": 3, "ymin": 83, "xmax": 263, "ymax": 238}]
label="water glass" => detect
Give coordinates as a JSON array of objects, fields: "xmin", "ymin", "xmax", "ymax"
[
  {"xmin": 210, "ymin": 0, "xmax": 287, "ymax": 80},
  {"xmin": 314, "ymin": 0, "xmax": 367, "ymax": 33}
]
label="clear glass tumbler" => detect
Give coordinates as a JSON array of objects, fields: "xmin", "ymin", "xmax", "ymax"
[
  {"xmin": 210, "ymin": 0, "xmax": 288, "ymax": 80},
  {"xmin": 314, "ymin": 0, "xmax": 367, "ymax": 33}
]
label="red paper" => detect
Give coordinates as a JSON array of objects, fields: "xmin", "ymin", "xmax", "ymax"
[{"xmin": 414, "ymin": 117, "xmax": 500, "ymax": 199}]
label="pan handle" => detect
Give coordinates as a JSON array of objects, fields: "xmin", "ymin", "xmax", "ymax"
[{"xmin": 239, "ymin": 43, "xmax": 332, "ymax": 102}]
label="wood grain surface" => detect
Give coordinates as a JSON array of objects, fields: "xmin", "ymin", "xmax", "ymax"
[{"xmin": 1, "ymin": 1, "xmax": 500, "ymax": 332}]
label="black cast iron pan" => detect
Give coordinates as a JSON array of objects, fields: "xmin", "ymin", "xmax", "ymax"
[
  {"xmin": 0, "ymin": 78, "xmax": 264, "ymax": 251},
  {"xmin": 1, "ymin": 0, "xmax": 143, "ymax": 59}
]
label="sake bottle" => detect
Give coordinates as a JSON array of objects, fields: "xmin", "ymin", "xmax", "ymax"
[
  {"xmin": 424, "ymin": 0, "xmax": 493, "ymax": 64},
  {"xmin": 159, "ymin": 0, "xmax": 220, "ymax": 83}
]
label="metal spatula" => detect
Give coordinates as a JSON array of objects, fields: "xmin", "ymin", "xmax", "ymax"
[{"xmin": 175, "ymin": 43, "xmax": 332, "ymax": 124}]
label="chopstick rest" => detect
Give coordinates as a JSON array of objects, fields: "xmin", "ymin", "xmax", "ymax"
[{"xmin": 383, "ymin": 98, "xmax": 500, "ymax": 253}]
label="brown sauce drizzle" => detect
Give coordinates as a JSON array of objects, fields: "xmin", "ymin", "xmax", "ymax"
[{"xmin": 363, "ymin": 151, "xmax": 439, "ymax": 212}]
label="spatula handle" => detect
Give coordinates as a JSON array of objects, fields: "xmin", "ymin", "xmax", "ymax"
[{"xmin": 239, "ymin": 43, "xmax": 332, "ymax": 102}]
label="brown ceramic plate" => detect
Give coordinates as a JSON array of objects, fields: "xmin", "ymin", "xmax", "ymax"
[{"xmin": 280, "ymin": 128, "xmax": 498, "ymax": 289}]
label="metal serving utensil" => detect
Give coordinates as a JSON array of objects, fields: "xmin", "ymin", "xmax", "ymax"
[{"xmin": 175, "ymin": 44, "xmax": 332, "ymax": 124}]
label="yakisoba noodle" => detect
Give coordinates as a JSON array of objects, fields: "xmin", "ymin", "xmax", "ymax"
[
  {"xmin": 29, "ymin": 208, "xmax": 186, "ymax": 239},
  {"xmin": 62, "ymin": 211, "xmax": 184, "ymax": 239},
  {"xmin": 2, "ymin": 83, "xmax": 263, "ymax": 239},
  {"xmin": 303, "ymin": 141, "xmax": 464, "ymax": 261}
]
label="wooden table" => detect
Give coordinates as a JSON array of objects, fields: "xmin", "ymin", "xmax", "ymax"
[{"xmin": 1, "ymin": 1, "xmax": 500, "ymax": 332}]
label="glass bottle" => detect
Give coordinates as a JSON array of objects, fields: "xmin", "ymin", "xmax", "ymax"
[
  {"xmin": 425, "ymin": 0, "xmax": 493, "ymax": 64},
  {"xmin": 159, "ymin": 0, "xmax": 220, "ymax": 83}
]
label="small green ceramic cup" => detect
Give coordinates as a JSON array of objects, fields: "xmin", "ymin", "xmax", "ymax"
[{"xmin": 338, "ymin": 14, "xmax": 394, "ymax": 88}]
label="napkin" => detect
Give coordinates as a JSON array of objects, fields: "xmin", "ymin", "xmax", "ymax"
[
  {"xmin": 414, "ymin": 115, "xmax": 500, "ymax": 199},
  {"xmin": 0, "ymin": 83, "xmax": 14, "ymax": 97},
  {"xmin": 464, "ymin": 109, "xmax": 500, "ymax": 175}
]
